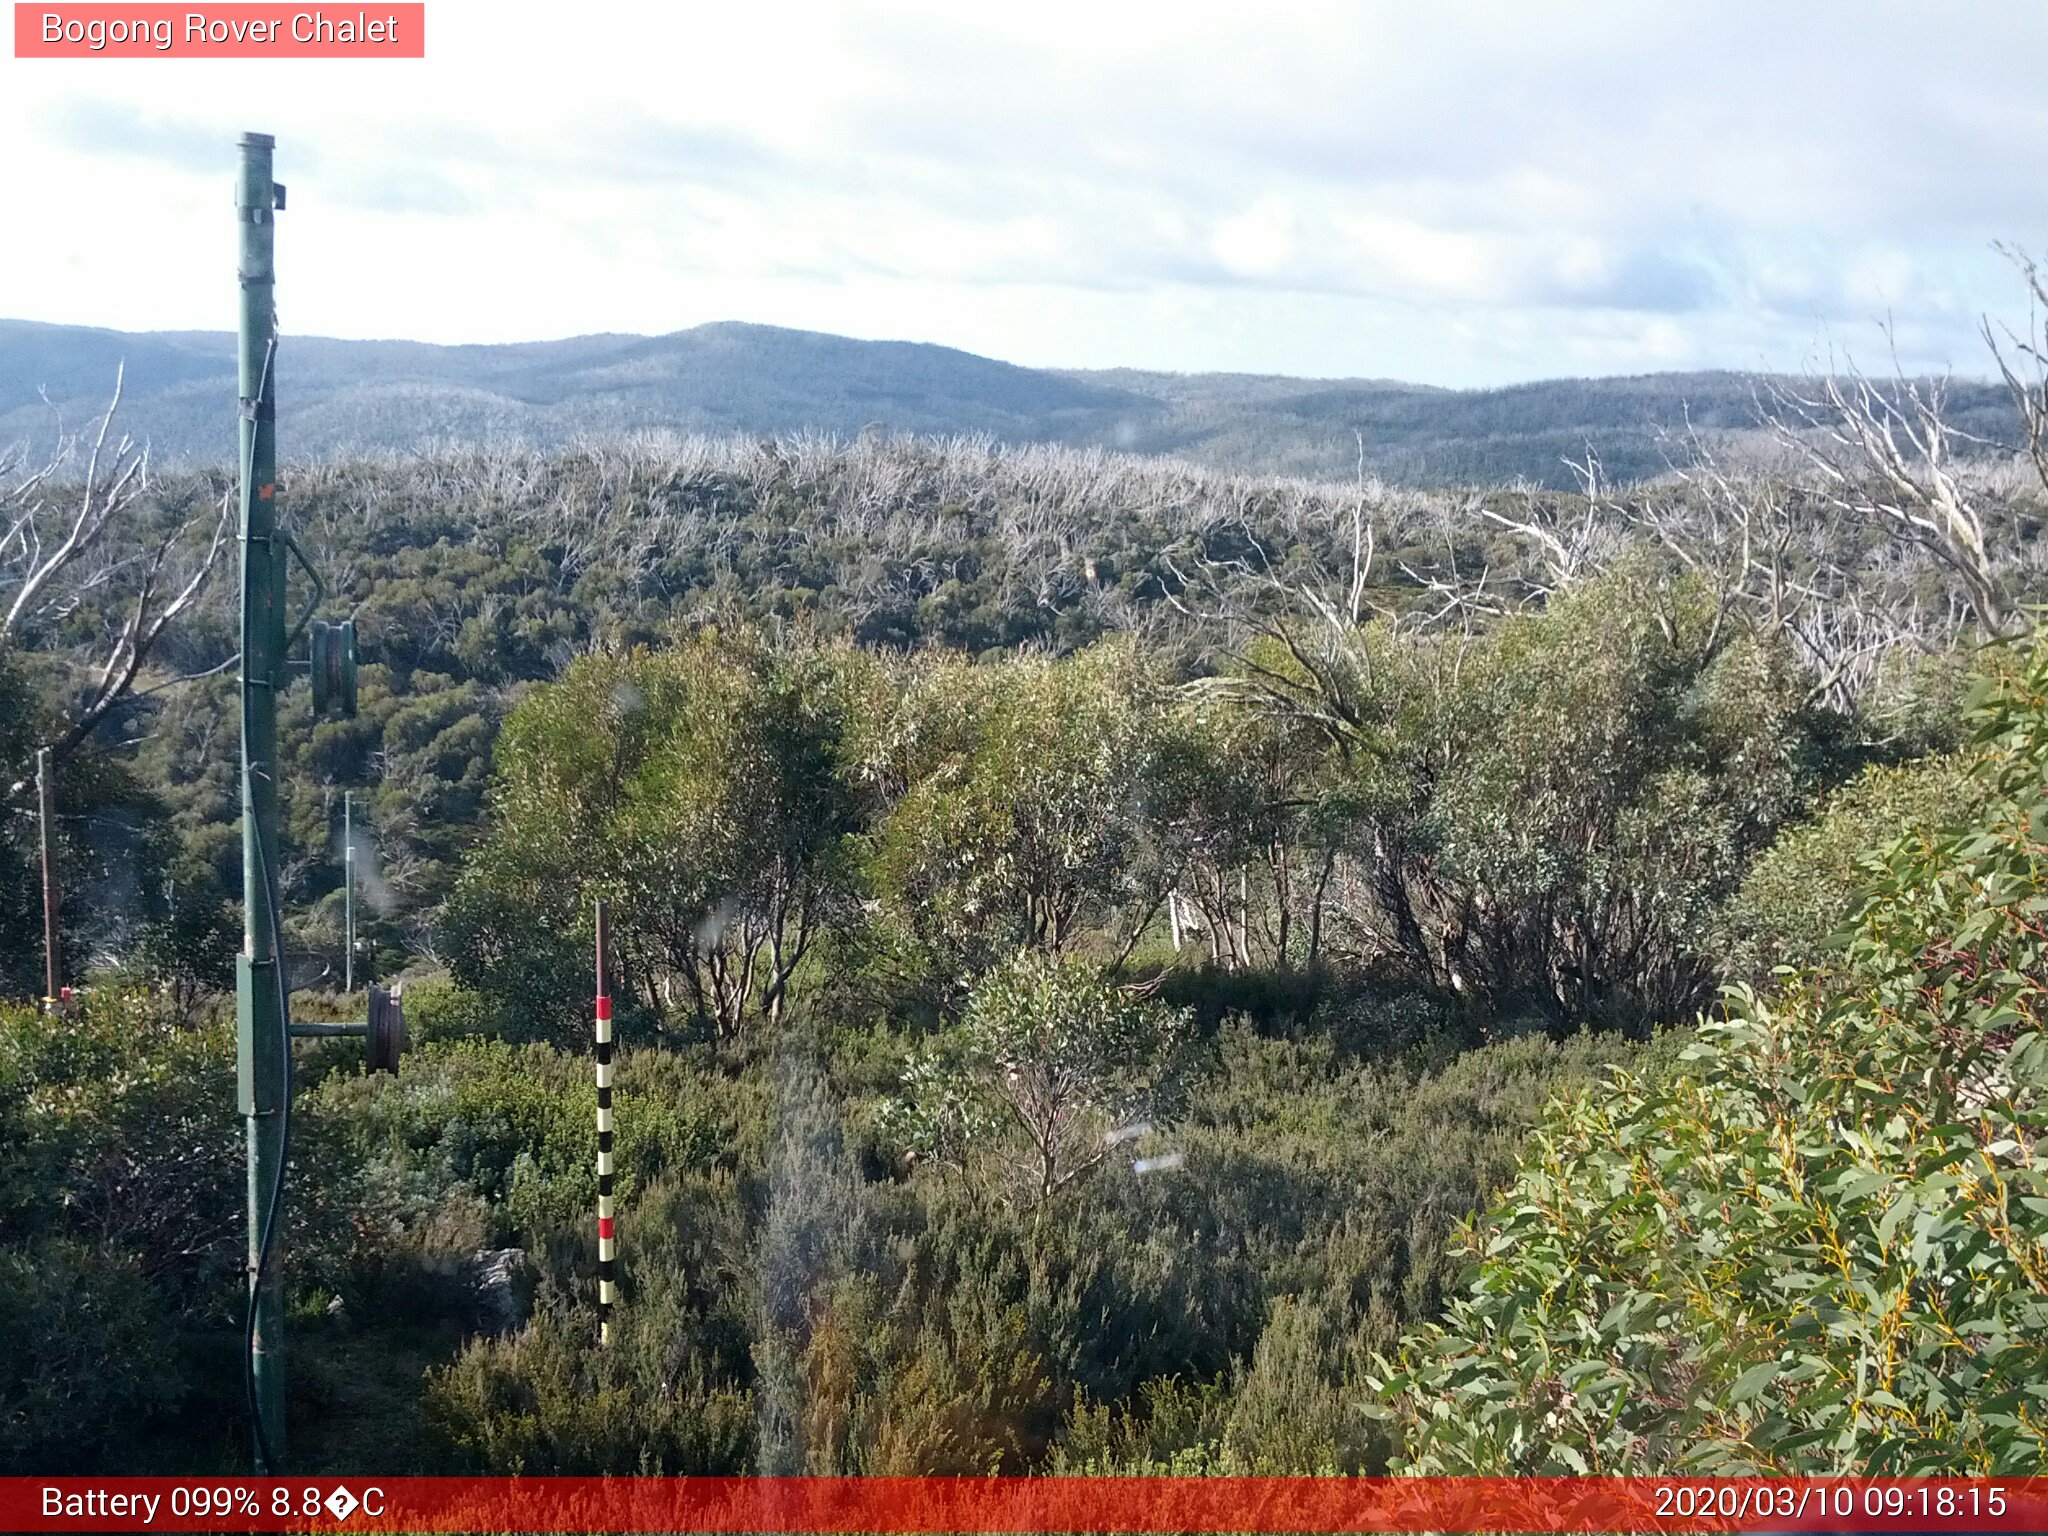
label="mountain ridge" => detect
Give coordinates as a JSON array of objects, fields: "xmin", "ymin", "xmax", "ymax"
[{"xmin": 0, "ymin": 317, "xmax": 2015, "ymax": 489}]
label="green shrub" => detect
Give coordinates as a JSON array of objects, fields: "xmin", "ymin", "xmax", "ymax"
[
  {"xmin": 0, "ymin": 993, "xmax": 243, "ymax": 1309},
  {"xmin": 0, "ymin": 990, "xmax": 384, "ymax": 1468},
  {"xmin": 309, "ymin": 1038, "xmax": 759, "ymax": 1249},
  {"xmin": 423, "ymin": 1298, "xmax": 754, "ymax": 1473},
  {"xmin": 1716, "ymin": 752, "xmax": 1978, "ymax": 986},
  {"xmin": 0, "ymin": 1238, "xmax": 186, "ymax": 1469},
  {"xmin": 1379, "ymin": 634, "xmax": 2048, "ymax": 1474},
  {"xmin": 888, "ymin": 951, "xmax": 1198, "ymax": 1212},
  {"xmin": 402, "ymin": 980, "xmax": 508, "ymax": 1047}
]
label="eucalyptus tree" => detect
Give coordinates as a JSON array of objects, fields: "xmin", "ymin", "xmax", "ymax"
[
  {"xmin": 443, "ymin": 628, "xmax": 873, "ymax": 1041},
  {"xmin": 867, "ymin": 639, "xmax": 1163, "ymax": 986}
]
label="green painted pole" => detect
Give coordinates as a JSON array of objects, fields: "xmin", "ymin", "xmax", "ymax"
[
  {"xmin": 234, "ymin": 129, "xmax": 288, "ymax": 1472},
  {"xmin": 343, "ymin": 791, "xmax": 354, "ymax": 995}
]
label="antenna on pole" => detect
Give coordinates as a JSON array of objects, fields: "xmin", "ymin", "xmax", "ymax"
[{"xmin": 595, "ymin": 899, "xmax": 615, "ymax": 1347}]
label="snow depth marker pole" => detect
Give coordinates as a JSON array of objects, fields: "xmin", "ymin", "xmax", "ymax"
[{"xmin": 595, "ymin": 898, "xmax": 615, "ymax": 1346}]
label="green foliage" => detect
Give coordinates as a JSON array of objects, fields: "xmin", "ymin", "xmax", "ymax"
[
  {"xmin": 0, "ymin": 1238, "xmax": 186, "ymax": 1469},
  {"xmin": 0, "ymin": 993, "xmax": 243, "ymax": 1308},
  {"xmin": 14, "ymin": 423, "xmax": 2035, "ymax": 1477},
  {"xmin": 1381, "ymin": 635, "xmax": 2048, "ymax": 1473},
  {"xmin": 22, "ymin": 433, "xmax": 1963, "ymax": 1041},
  {"xmin": 1217, "ymin": 1294, "xmax": 1381, "ymax": 1473},
  {"xmin": 0, "ymin": 960, "xmax": 1655, "ymax": 1474},
  {"xmin": 423, "ymin": 1281, "xmax": 754, "ymax": 1473},
  {"xmin": 437, "ymin": 882, "xmax": 592, "ymax": 1048},
  {"xmin": 890, "ymin": 951, "xmax": 1198, "ymax": 1210},
  {"xmin": 383, "ymin": 977, "xmax": 1641, "ymax": 1477},
  {"xmin": 1144, "ymin": 687, "xmax": 1349, "ymax": 971},
  {"xmin": 0, "ymin": 642, "xmax": 50, "ymax": 995},
  {"xmin": 1716, "ymin": 752, "xmax": 1979, "ymax": 985},
  {"xmin": 1195, "ymin": 565, "xmax": 1852, "ymax": 1027},
  {"xmin": 134, "ymin": 856, "xmax": 239, "ymax": 1019},
  {"xmin": 309, "ymin": 1039, "xmax": 758, "ymax": 1249},
  {"xmin": 401, "ymin": 979, "xmax": 509, "ymax": 1047},
  {"xmin": 445, "ymin": 629, "xmax": 869, "ymax": 1041},
  {"xmin": 0, "ymin": 990, "xmax": 380, "ymax": 1469},
  {"xmin": 433, "ymin": 575, "xmax": 1850, "ymax": 1043},
  {"xmin": 1419, "ymin": 571, "xmax": 1841, "ymax": 1023},
  {"xmin": 870, "ymin": 641, "xmax": 1158, "ymax": 981},
  {"xmin": 0, "ymin": 640, "xmax": 176, "ymax": 1000}
]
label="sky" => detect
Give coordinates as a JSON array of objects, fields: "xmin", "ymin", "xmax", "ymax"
[{"xmin": 2, "ymin": 0, "xmax": 2044, "ymax": 386}]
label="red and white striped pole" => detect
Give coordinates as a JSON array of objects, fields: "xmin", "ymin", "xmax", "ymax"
[{"xmin": 594, "ymin": 899, "xmax": 615, "ymax": 1347}]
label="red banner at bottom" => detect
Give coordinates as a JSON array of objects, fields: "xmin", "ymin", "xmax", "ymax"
[{"xmin": 5, "ymin": 1475, "xmax": 2045, "ymax": 1533}]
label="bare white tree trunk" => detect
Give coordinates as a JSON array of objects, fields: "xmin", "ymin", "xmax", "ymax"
[{"xmin": 2, "ymin": 367, "xmax": 234, "ymax": 767}]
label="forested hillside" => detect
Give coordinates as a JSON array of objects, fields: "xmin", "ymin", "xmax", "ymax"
[
  {"xmin": 3, "ymin": 316, "xmax": 2022, "ymax": 488},
  {"xmin": 5, "ymin": 315, "xmax": 2048, "ymax": 1473}
]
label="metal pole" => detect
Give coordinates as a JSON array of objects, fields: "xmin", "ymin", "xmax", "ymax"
[
  {"xmin": 343, "ymin": 791, "xmax": 354, "ymax": 994},
  {"xmin": 234, "ymin": 129, "xmax": 288, "ymax": 1471},
  {"xmin": 35, "ymin": 747, "xmax": 59, "ymax": 1005},
  {"xmin": 595, "ymin": 900, "xmax": 614, "ymax": 1346}
]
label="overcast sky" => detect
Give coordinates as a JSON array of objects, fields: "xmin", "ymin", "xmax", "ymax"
[{"xmin": 3, "ymin": 1, "xmax": 2042, "ymax": 385}]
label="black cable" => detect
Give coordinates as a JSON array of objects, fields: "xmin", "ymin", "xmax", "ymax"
[
  {"xmin": 243, "ymin": 815, "xmax": 294, "ymax": 1475},
  {"xmin": 240, "ymin": 328, "xmax": 291, "ymax": 1475}
]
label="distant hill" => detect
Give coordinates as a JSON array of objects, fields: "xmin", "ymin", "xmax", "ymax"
[{"xmin": 0, "ymin": 318, "xmax": 2018, "ymax": 489}]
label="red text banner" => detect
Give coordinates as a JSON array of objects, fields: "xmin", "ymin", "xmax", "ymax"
[
  {"xmin": 14, "ymin": 4, "xmax": 424, "ymax": 57},
  {"xmin": 5, "ymin": 1476, "xmax": 2048, "ymax": 1533}
]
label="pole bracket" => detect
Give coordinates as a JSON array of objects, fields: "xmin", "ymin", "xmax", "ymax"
[{"xmin": 288, "ymin": 985, "xmax": 403, "ymax": 1073}]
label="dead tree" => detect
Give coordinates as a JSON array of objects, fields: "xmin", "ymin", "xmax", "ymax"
[
  {"xmin": 1985, "ymin": 243, "xmax": 2048, "ymax": 507},
  {"xmin": 1478, "ymin": 461, "xmax": 1625, "ymax": 604},
  {"xmin": 1764, "ymin": 347, "xmax": 2016, "ymax": 638},
  {"xmin": 0, "ymin": 368, "xmax": 234, "ymax": 766}
]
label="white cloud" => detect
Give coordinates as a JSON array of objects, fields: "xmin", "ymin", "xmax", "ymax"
[
  {"xmin": 1211, "ymin": 198, "xmax": 1298, "ymax": 278},
  {"xmin": 1331, "ymin": 213, "xmax": 1505, "ymax": 303},
  {"xmin": 0, "ymin": 0, "xmax": 2041, "ymax": 384}
]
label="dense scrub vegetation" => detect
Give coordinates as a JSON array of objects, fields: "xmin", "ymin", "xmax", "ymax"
[
  {"xmin": 6, "ymin": 332, "xmax": 2048, "ymax": 1472},
  {"xmin": 435, "ymin": 577, "xmax": 1873, "ymax": 1052},
  {"xmin": 0, "ymin": 972, "xmax": 1663, "ymax": 1471},
  {"xmin": 8, "ymin": 415, "xmax": 2019, "ymax": 997},
  {"xmin": 1384, "ymin": 642, "xmax": 2048, "ymax": 1473}
]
